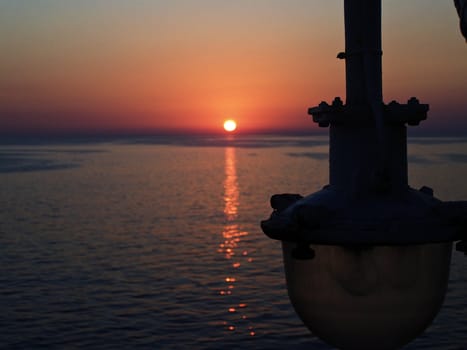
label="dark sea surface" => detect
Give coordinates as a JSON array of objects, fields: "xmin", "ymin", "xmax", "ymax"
[{"xmin": 1, "ymin": 135, "xmax": 467, "ymax": 349}]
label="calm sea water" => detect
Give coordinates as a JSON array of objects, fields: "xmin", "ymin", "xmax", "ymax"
[{"xmin": 1, "ymin": 135, "xmax": 467, "ymax": 349}]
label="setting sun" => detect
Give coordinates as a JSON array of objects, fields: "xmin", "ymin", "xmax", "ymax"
[{"xmin": 223, "ymin": 120, "xmax": 237, "ymax": 132}]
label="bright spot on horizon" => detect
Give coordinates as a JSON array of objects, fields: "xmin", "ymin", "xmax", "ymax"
[{"xmin": 223, "ymin": 120, "xmax": 237, "ymax": 132}]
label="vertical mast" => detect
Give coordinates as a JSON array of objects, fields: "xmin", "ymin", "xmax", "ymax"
[
  {"xmin": 327, "ymin": 0, "xmax": 408, "ymax": 195},
  {"xmin": 344, "ymin": 0, "xmax": 382, "ymax": 107}
]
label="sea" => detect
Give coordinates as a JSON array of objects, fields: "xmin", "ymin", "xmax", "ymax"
[{"xmin": 1, "ymin": 134, "xmax": 467, "ymax": 349}]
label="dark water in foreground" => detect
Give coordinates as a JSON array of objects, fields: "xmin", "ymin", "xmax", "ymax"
[{"xmin": 1, "ymin": 135, "xmax": 467, "ymax": 349}]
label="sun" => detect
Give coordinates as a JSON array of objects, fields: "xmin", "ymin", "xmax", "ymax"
[{"xmin": 223, "ymin": 119, "xmax": 237, "ymax": 132}]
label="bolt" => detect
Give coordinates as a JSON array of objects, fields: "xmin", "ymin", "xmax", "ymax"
[
  {"xmin": 419, "ymin": 186, "xmax": 434, "ymax": 196},
  {"xmin": 332, "ymin": 97, "xmax": 344, "ymax": 107},
  {"xmin": 292, "ymin": 244, "xmax": 315, "ymax": 260},
  {"xmin": 456, "ymin": 240, "xmax": 467, "ymax": 255}
]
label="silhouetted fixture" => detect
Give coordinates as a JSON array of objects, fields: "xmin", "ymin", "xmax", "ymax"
[
  {"xmin": 261, "ymin": 1, "xmax": 467, "ymax": 349},
  {"xmin": 454, "ymin": 0, "xmax": 467, "ymax": 41}
]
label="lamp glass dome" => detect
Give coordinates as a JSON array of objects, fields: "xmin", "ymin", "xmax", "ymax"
[{"xmin": 282, "ymin": 242, "xmax": 452, "ymax": 350}]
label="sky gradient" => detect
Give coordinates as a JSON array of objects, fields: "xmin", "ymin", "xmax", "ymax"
[{"xmin": 1, "ymin": 0, "xmax": 466, "ymax": 135}]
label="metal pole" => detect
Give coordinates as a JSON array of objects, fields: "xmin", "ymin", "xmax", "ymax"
[
  {"xmin": 330, "ymin": 0, "xmax": 408, "ymax": 195},
  {"xmin": 344, "ymin": 0, "xmax": 382, "ymax": 106}
]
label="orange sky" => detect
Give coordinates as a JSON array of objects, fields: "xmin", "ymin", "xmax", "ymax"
[{"xmin": 0, "ymin": 1, "xmax": 466, "ymax": 135}]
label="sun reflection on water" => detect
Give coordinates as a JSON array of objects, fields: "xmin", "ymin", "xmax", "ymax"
[{"xmin": 218, "ymin": 147, "xmax": 255, "ymax": 337}]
